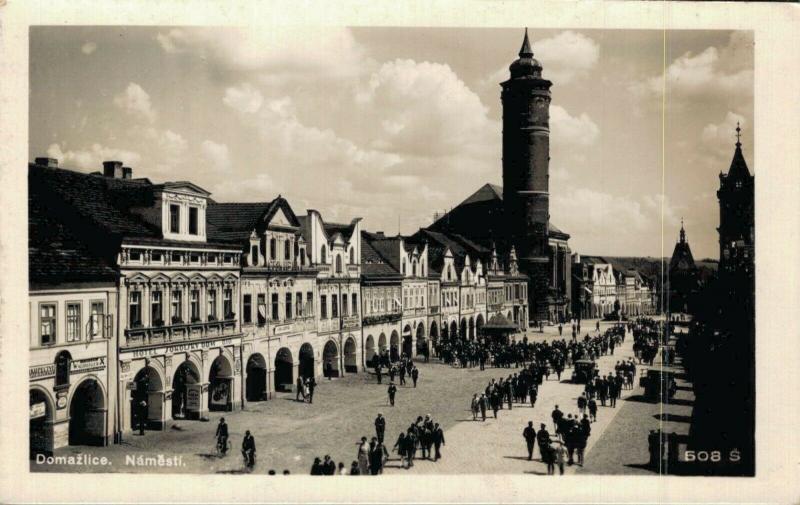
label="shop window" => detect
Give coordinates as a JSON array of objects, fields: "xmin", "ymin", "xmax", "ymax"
[
  {"xmin": 66, "ymin": 302, "xmax": 81, "ymax": 342},
  {"xmin": 40, "ymin": 303, "xmax": 56, "ymax": 346}
]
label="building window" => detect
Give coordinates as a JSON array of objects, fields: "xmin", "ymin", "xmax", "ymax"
[
  {"xmin": 320, "ymin": 295, "xmax": 327, "ymax": 319},
  {"xmin": 171, "ymin": 290, "xmax": 182, "ymax": 323},
  {"xmin": 207, "ymin": 289, "xmax": 217, "ymax": 320},
  {"xmin": 152, "ymin": 251, "xmax": 162, "ymax": 262},
  {"xmin": 285, "ymin": 239, "xmax": 291, "ymax": 261},
  {"xmin": 130, "ymin": 250, "xmax": 141, "ymax": 261},
  {"xmin": 151, "ymin": 290, "xmax": 163, "ymax": 326},
  {"xmin": 129, "ymin": 291, "xmax": 142, "ymax": 327},
  {"xmin": 341, "ymin": 294, "xmax": 348, "ymax": 317},
  {"xmin": 172, "ymin": 251, "xmax": 182, "ymax": 263},
  {"xmin": 170, "ymin": 204, "xmax": 180, "ymax": 233},
  {"xmin": 300, "ymin": 249, "xmax": 306, "ymax": 266},
  {"xmin": 296, "ymin": 293, "xmax": 303, "ymax": 317},
  {"xmin": 270, "ymin": 238, "xmax": 277, "ymax": 260},
  {"xmin": 190, "ymin": 253, "xmax": 200, "ymax": 263},
  {"xmin": 352, "ymin": 293, "xmax": 358, "ymax": 315},
  {"xmin": 349, "ymin": 247, "xmax": 355, "ymax": 265},
  {"xmin": 271, "ymin": 293, "xmax": 279, "ymax": 321},
  {"xmin": 224, "ymin": 289, "xmax": 233, "ymax": 318},
  {"xmin": 188, "ymin": 207, "xmax": 199, "ymax": 235},
  {"xmin": 320, "ymin": 245, "xmax": 327, "ymax": 264},
  {"xmin": 306, "ymin": 292, "xmax": 314, "ymax": 316},
  {"xmin": 251, "ymin": 245, "xmax": 259, "ymax": 265},
  {"xmin": 257, "ymin": 294, "xmax": 267, "ymax": 326},
  {"xmin": 243, "ymin": 294, "xmax": 252, "ymax": 324},
  {"xmin": 66, "ymin": 302, "xmax": 81, "ymax": 342},
  {"xmin": 402, "ymin": 259, "xmax": 406, "ymax": 274},
  {"xmin": 336, "ymin": 255, "xmax": 343, "ymax": 274},
  {"xmin": 190, "ymin": 290, "xmax": 200, "ymax": 322},
  {"xmin": 412, "ymin": 261, "xmax": 417, "ymax": 277},
  {"xmin": 55, "ymin": 351, "xmax": 71, "ymax": 388},
  {"xmin": 39, "ymin": 303, "xmax": 56, "ymax": 345},
  {"xmin": 90, "ymin": 302, "xmax": 105, "ymax": 339},
  {"xmin": 286, "ymin": 293, "xmax": 293, "ymax": 320},
  {"xmin": 332, "ymin": 295, "xmax": 338, "ymax": 318}
]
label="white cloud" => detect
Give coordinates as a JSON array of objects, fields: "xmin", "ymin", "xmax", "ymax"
[
  {"xmin": 113, "ymin": 83, "xmax": 156, "ymax": 123},
  {"xmin": 645, "ymin": 46, "xmax": 753, "ymax": 98},
  {"xmin": 702, "ymin": 111, "xmax": 745, "ymax": 151},
  {"xmin": 156, "ymin": 27, "xmax": 365, "ymax": 84},
  {"xmin": 534, "ymin": 31, "xmax": 600, "ymax": 84},
  {"xmin": 46, "ymin": 143, "xmax": 142, "ymax": 171},
  {"xmin": 201, "ymin": 140, "xmax": 231, "ymax": 172},
  {"xmin": 550, "ymin": 105, "xmax": 599, "ymax": 148},
  {"xmin": 356, "ymin": 59, "xmax": 497, "ymax": 159},
  {"xmin": 223, "ymin": 83, "xmax": 264, "ymax": 114},
  {"xmin": 81, "ymin": 42, "xmax": 97, "ymax": 55},
  {"xmin": 213, "ymin": 173, "xmax": 275, "ymax": 202}
]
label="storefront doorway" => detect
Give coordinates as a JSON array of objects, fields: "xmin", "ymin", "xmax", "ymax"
[
  {"xmin": 245, "ymin": 353, "xmax": 268, "ymax": 401},
  {"xmin": 29, "ymin": 389, "xmax": 53, "ymax": 458},
  {"xmin": 323, "ymin": 340, "xmax": 339, "ymax": 378},
  {"xmin": 68, "ymin": 379, "xmax": 106, "ymax": 446},
  {"xmin": 208, "ymin": 356, "xmax": 233, "ymax": 412},
  {"xmin": 299, "ymin": 343, "xmax": 315, "ymax": 380},
  {"xmin": 274, "ymin": 348, "xmax": 293, "ymax": 392},
  {"xmin": 131, "ymin": 366, "xmax": 163, "ymax": 431},
  {"xmin": 172, "ymin": 361, "xmax": 200, "ymax": 419},
  {"xmin": 344, "ymin": 337, "xmax": 357, "ymax": 373}
]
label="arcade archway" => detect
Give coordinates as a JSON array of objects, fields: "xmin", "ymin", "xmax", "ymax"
[
  {"xmin": 299, "ymin": 343, "xmax": 315, "ymax": 379},
  {"xmin": 69, "ymin": 378, "xmax": 106, "ymax": 446},
  {"xmin": 344, "ymin": 337, "xmax": 357, "ymax": 373},
  {"xmin": 365, "ymin": 335, "xmax": 376, "ymax": 366},
  {"xmin": 430, "ymin": 321, "xmax": 439, "ymax": 356},
  {"xmin": 274, "ymin": 348, "xmax": 293, "ymax": 392},
  {"xmin": 378, "ymin": 333, "xmax": 387, "ymax": 353},
  {"xmin": 476, "ymin": 314, "xmax": 485, "ymax": 337},
  {"xmin": 402, "ymin": 325, "xmax": 413, "ymax": 358},
  {"xmin": 29, "ymin": 389, "xmax": 53, "ymax": 457},
  {"xmin": 390, "ymin": 331, "xmax": 400, "ymax": 362},
  {"xmin": 459, "ymin": 318, "xmax": 467, "ymax": 340},
  {"xmin": 246, "ymin": 353, "xmax": 268, "ymax": 402},
  {"xmin": 208, "ymin": 355, "xmax": 233, "ymax": 411},
  {"xmin": 449, "ymin": 321, "xmax": 457, "ymax": 342},
  {"xmin": 415, "ymin": 323, "xmax": 427, "ymax": 356},
  {"xmin": 469, "ymin": 317, "xmax": 475, "ymax": 339},
  {"xmin": 323, "ymin": 340, "xmax": 339, "ymax": 378},
  {"xmin": 132, "ymin": 366, "xmax": 163, "ymax": 431},
  {"xmin": 172, "ymin": 360, "xmax": 200, "ymax": 419}
]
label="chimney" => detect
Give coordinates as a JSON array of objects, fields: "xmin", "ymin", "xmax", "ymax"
[
  {"xmin": 122, "ymin": 166, "xmax": 133, "ymax": 179},
  {"xmin": 103, "ymin": 161, "xmax": 124, "ymax": 178},
  {"xmin": 35, "ymin": 157, "xmax": 58, "ymax": 168}
]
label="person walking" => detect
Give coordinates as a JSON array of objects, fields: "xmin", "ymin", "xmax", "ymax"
[
  {"xmin": 551, "ymin": 405, "xmax": 564, "ymax": 433},
  {"xmin": 555, "ymin": 442, "xmax": 567, "ymax": 475},
  {"xmin": 588, "ymin": 397, "xmax": 598, "ymax": 422},
  {"xmin": 387, "ymin": 382, "xmax": 397, "ymax": 406},
  {"xmin": 215, "ymin": 417, "xmax": 229, "ymax": 455},
  {"xmin": 470, "ymin": 393, "xmax": 480, "ymax": 421},
  {"xmin": 479, "ymin": 393, "xmax": 488, "ymax": 421},
  {"xmin": 241, "ymin": 430, "xmax": 256, "ymax": 470},
  {"xmin": 369, "ymin": 438, "xmax": 384, "ymax": 475},
  {"xmin": 411, "ymin": 366, "xmax": 419, "ymax": 388},
  {"xmin": 529, "ymin": 383, "xmax": 538, "ymax": 408},
  {"xmin": 577, "ymin": 393, "xmax": 587, "ymax": 416},
  {"xmin": 322, "ymin": 455, "xmax": 336, "ymax": 475},
  {"xmin": 357, "ymin": 437, "xmax": 370, "ymax": 476},
  {"xmin": 393, "ymin": 432, "xmax": 407, "ymax": 469},
  {"xmin": 307, "ymin": 376, "xmax": 316, "ymax": 404},
  {"xmin": 404, "ymin": 429, "xmax": 417, "ymax": 468},
  {"xmin": 295, "ymin": 376, "xmax": 304, "ymax": 402},
  {"xmin": 325, "ymin": 361, "xmax": 333, "ymax": 380},
  {"xmin": 432, "ymin": 423, "xmax": 445, "ymax": 461},
  {"xmin": 536, "ymin": 424, "xmax": 551, "ymax": 462},
  {"xmin": 523, "ymin": 421, "xmax": 537, "ymax": 460},
  {"xmin": 399, "ymin": 365, "xmax": 406, "ymax": 386},
  {"xmin": 375, "ymin": 364, "xmax": 382, "ymax": 384},
  {"xmin": 375, "ymin": 413, "xmax": 386, "ymax": 443}
]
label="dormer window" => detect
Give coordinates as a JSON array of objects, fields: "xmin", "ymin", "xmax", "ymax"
[
  {"xmin": 188, "ymin": 207, "xmax": 199, "ymax": 235},
  {"xmin": 250, "ymin": 246, "xmax": 259, "ymax": 265},
  {"xmin": 320, "ymin": 245, "xmax": 327, "ymax": 264},
  {"xmin": 130, "ymin": 250, "xmax": 141, "ymax": 261},
  {"xmin": 300, "ymin": 249, "xmax": 306, "ymax": 266},
  {"xmin": 270, "ymin": 238, "xmax": 277, "ymax": 260},
  {"xmin": 349, "ymin": 247, "xmax": 355, "ymax": 265},
  {"xmin": 284, "ymin": 239, "xmax": 291, "ymax": 261},
  {"xmin": 169, "ymin": 204, "xmax": 180, "ymax": 233},
  {"xmin": 336, "ymin": 255, "xmax": 343, "ymax": 274}
]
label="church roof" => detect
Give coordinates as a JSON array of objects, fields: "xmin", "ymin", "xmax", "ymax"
[
  {"xmin": 668, "ymin": 224, "xmax": 697, "ymax": 273},
  {"xmin": 459, "ymin": 183, "xmax": 504, "ymax": 206},
  {"xmin": 726, "ymin": 144, "xmax": 753, "ymax": 181}
]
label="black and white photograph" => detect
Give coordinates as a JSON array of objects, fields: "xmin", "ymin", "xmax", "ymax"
[{"xmin": 1, "ymin": 1, "xmax": 798, "ymax": 504}]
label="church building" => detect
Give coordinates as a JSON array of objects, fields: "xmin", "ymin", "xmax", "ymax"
[
  {"xmin": 423, "ymin": 29, "xmax": 571, "ymax": 324},
  {"xmin": 667, "ymin": 220, "xmax": 700, "ymax": 314}
]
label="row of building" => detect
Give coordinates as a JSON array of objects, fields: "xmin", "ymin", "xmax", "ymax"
[{"xmin": 28, "ymin": 158, "xmax": 533, "ymax": 454}]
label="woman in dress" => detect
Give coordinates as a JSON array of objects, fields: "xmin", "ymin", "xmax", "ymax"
[{"xmin": 393, "ymin": 432, "xmax": 407, "ymax": 469}]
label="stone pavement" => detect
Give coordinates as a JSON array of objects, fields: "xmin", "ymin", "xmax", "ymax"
[{"xmin": 384, "ymin": 325, "xmax": 640, "ymax": 475}]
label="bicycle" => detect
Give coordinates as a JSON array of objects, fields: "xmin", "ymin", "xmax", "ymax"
[
  {"xmin": 215, "ymin": 436, "xmax": 231, "ymax": 457},
  {"xmin": 241, "ymin": 449, "xmax": 256, "ymax": 471}
]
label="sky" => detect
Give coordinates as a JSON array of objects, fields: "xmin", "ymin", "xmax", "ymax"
[{"xmin": 29, "ymin": 27, "xmax": 753, "ymax": 259}]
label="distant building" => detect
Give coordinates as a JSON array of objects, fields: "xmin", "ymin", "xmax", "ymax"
[{"xmin": 667, "ymin": 221, "xmax": 700, "ymax": 314}]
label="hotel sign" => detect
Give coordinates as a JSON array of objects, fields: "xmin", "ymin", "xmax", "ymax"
[
  {"xmin": 341, "ymin": 316, "xmax": 360, "ymax": 330},
  {"xmin": 71, "ymin": 356, "xmax": 107, "ymax": 373},
  {"xmin": 126, "ymin": 337, "xmax": 234, "ymax": 358}
]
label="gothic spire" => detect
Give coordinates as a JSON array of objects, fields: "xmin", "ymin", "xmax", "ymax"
[
  {"xmin": 727, "ymin": 123, "xmax": 752, "ymax": 180},
  {"xmin": 679, "ymin": 218, "xmax": 686, "ymax": 244}
]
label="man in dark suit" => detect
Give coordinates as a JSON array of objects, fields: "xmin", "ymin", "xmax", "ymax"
[
  {"xmin": 325, "ymin": 361, "xmax": 333, "ymax": 380},
  {"xmin": 432, "ymin": 423, "xmax": 445, "ymax": 461},
  {"xmin": 215, "ymin": 417, "xmax": 229, "ymax": 454},
  {"xmin": 307, "ymin": 376, "xmax": 316, "ymax": 404},
  {"xmin": 523, "ymin": 421, "xmax": 537, "ymax": 460},
  {"xmin": 241, "ymin": 430, "xmax": 256, "ymax": 469},
  {"xmin": 387, "ymin": 382, "xmax": 397, "ymax": 406},
  {"xmin": 374, "ymin": 413, "xmax": 386, "ymax": 443},
  {"xmin": 411, "ymin": 366, "xmax": 419, "ymax": 387},
  {"xmin": 399, "ymin": 366, "xmax": 406, "ymax": 386},
  {"xmin": 536, "ymin": 423, "xmax": 551, "ymax": 461},
  {"xmin": 322, "ymin": 454, "xmax": 336, "ymax": 475},
  {"xmin": 375, "ymin": 363, "xmax": 382, "ymax": 384}
]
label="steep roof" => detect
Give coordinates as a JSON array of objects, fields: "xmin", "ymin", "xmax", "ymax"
[
  {"xmin": 360, "ymin": 231, "xmax": 402, "ymax": 279},
  {"xmin": 207, "ymin": 201, "xmax": 276, "ymax": 243}
]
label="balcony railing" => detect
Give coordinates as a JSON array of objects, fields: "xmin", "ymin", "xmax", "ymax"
[
  {"xmin": 362, "ymin": 312, "xmax": 402, "ymax": 326},
  {"xmin": 124, "ymin": 318, "xmax": 237, "ymax": 348}
]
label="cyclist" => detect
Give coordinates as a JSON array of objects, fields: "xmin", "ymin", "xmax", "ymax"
[
  {"xmin": 241, "ymin": 430, "xmax": 256, "ymax": 469},
  {"xmin": 215, "ymin": 417, "xmax": 229, "ymax": 455}
]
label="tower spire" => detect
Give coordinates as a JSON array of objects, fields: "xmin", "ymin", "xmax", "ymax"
[
  {"xmin": 519, "ymin": 28, "xmax": 533, "ymax": 57},
  {"xmin": 680, "ymin": 218, "xmax": 686, "ymax": 244},
  {"xmin": 735, "ymin": 121, "xmax": 742, "ymax": 148}
]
